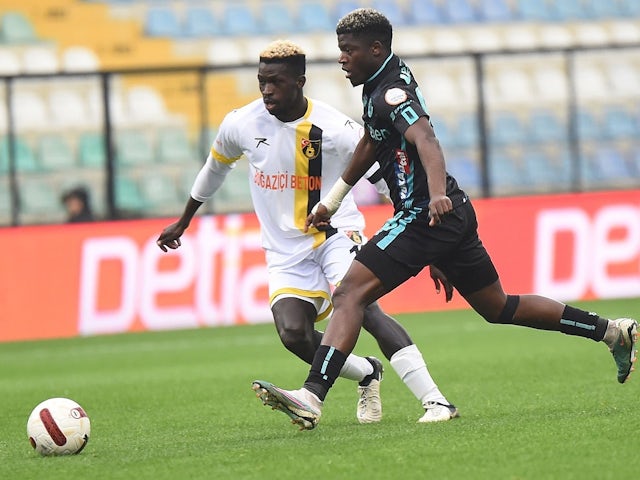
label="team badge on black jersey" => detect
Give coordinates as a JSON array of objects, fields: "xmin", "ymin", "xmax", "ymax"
[{"xmin": 301, "ymin": 138, "xmax": 321, "ymax": 160}]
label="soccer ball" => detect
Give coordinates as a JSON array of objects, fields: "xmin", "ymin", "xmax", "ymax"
[{"xmin": 27, "ymin": 397, "xmax": 91, "ymax": 456}]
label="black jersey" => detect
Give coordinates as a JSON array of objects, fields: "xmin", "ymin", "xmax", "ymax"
[{"xmin": 361, "ymin": 54, "xmax": 462, "ymax": 212}]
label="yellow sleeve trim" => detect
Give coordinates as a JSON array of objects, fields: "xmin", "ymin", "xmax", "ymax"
[{"xmin": 211, "ymin": 146, "xmax": 241, "ymax": 165}]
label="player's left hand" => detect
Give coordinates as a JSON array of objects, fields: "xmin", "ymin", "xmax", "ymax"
[
  {"xmin": 305, "ymin": 203, "xmax": 332, "ymax": 232},
  {"xmin": 428, "ymin": 195, "xmax": 453, "ymax": 227},
  {"xmin": 429, "ymin": 265, "xmax": 453, "ymax": 302}
]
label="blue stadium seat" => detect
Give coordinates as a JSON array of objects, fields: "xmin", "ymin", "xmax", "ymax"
[
  {"xmin": 184, "ymin": 7, "xmax": 222, "ymax": 37},
  {"xmin": 515, "ymin": 0, "xmax": 555, "ymax": 21},
  {"xmin": 619, "ymin": 0, "xmax": 640, "ymax": 16},
  {"xmin": 442, "ymin": 0, "xmax": 479, "ymax": 23},
  {"xmin": 372, "ymin": 0, "xmax": 407, "ymax": 26},
  {"xmin": 222, "ymin": 3, "xmax": 260, "ymax": 36},
  {"xmin": 447, "ymin": 155, "xmax": 481, "ymax": 191},
  {"xmin": 453, "ymin": 113, "xmax": 480, "ymax": 149},
  {"xmin": 408, "ymin": 0, "xmax": 446, "ymax": 24},
  {"xmin": 522, "ymin": 148, "xmax": 571, "ymax": 187},
  {"xmin": 602, "ymin": 106, "xmax": 638, "ymax": 140},
  {"xmin": 585, "ymin": 147, "xmax": 634, "ymax": 184},
  {"xmin": 298, "ymin": 2, "xmax": 334, "ymax": 32},
  {"xmin": 489, "ymin": 151, "xmax": 526, "ymax": 192},
  {"xmin": 477, "ymin": 0, "xmax": 515, "ymax": 23},
  {"xmin": 576, "ymin": 108, "xmax": 603, "ymax": 141},
  {"xmin": 145, "ymin": 7, "xmax": 182, "ymax": 38},
  {"xmin": 489, "ymin": 112, "xmax": 527, "ymax": 146},
  {"xmin": 262, "ymin": 1, "xmax": 297, "ymax": 34},
  {"xmin": 528, "ymin": 109, "xmax": 567, "ymax": 144},
  {"xmin": 334, "ymin": 1, "xmax": 361, "ymax": 24},
  {"xmin": 585, "ymin": 0, "xmax": 624, "ymax": 18},
  {"xmin": 551, "ymin": 0, "xmax": 592, "ymax": 21}
]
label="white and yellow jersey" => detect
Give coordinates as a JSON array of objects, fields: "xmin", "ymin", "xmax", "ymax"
[{"xmin": 208, "ymin": 97, "xmax": 370, "ymax": 258}]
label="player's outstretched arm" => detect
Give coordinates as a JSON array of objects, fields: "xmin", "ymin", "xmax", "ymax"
[
  {"xmin": 156, "ymin": 197, "xmax": 203, "ymax": 252},
  {"xmin": 305, "ymin": 130, "xmax": 378, "ymax": 231}
]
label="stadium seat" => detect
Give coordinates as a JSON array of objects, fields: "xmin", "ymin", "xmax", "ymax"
[
  {"xmin": 333, "ymin": 1, "xmax": 361, "ymax": 24},
  {"xmin": 115, "ymin": 175, "xmax": 145, "ymax": 213},
  {"xmin": 552, "ymin": 0, "xmax": 593, "ymax": 21},
  {"xmin": 442, "ymin": 0, "xmax": 479, "ymax": 23},
  {"xmin": 602, "ymin": 106, "xmax": 638, "ymax": 139},
  {"xmin": 115, "ymin": 130, "xmax": 155, "ymax": 166},
  {"xmin": 21, "ymin": 47, "xmax": 59, "ymax": 74},
  {"xmin": 372, "ymin": 0, "xmax": 407, "ymax": 26},
  {"xmin": 489, "ymin": 151, "xmax": 526, "ymax": 194},
  {"xmin": 489, "ymin": 111, "xmax": 527, "ymax": 146},
  {"xmin": 585, "ymin": 147, "xmax": 635, "ymax": 186},
  {"xmin": 0, "ymin": 136, "xmax": 38, "ymax": 173},
  {"xmin": 576, "ymin": 108, "xmax": 603, "ymax": 141},
  {"xmin": 49, "ymin": 89, "xmax": 92, "ymax": 129},
  {"xmin": 11, "ymin": 91, "xmax": 48, "ymax": 131},
  {"xmin": 184, "ymin": 6, "xmax": 222, "ymax": 38},
  {"xmin": 262, "ymin": 1, "xmax": 297, "ymax": 34},
  {"xmin": 522, "ymin": 147, "xmax": 571, "ymax": 187},
  {"xmin": 139, "ymin": 171, "xmax": 182, "ymax": 208},
  {"xmin": 515, "ymin": 0, "xmax": 554, "ymax": 21},
  {"xmin": 407, "ymin": 0, "xmax": 446, "ymax": 24},
  {"xmin": 0, "ymin": 48, "xmax": 21, "ymax": 75},
  {"xmin": 452, "ymin": 113, "xmax": 480, "ymax": 149},
  {"xmin": 158, "ymin": 129, "xmax": 196, "ymax": 163},
  {"xmin": 297, "ymin": 2, "xmax": 334, "ymax": 32},
  {"xmin": 79, "ymin": 132, "xmax": 106, "ymax": 169},
  {"xmin": 619, "ymin": 0, "xmax": 640, "ymax": 16},
  {"xmin": 145, "ymin": 7, "xmax": 182, "ymax": 38},
  {"xmin": 61, "ymin": 46, "xmax": 100, "ymax": 72},
  {"xmin": 0, "ymin": 178, "xmax": 11, "ymax": 224},
  {"xmin": 447, "ymin": 154, "xmax": 482, "ymax": 191},
  {"xmin": 0, "ymin": 12, "xmax": 38, "ymax": 43},
  {"xmin": 477, "ymin": 0, "xmax": 514, "ymax": 23},
  {"xmin": 125, "ymin": 86, "xmax": 173, "ymax": 126},
  {"xmin": 38, "ymin": 134, "xmax": 76, "ymax": 171},
  {"xmin": 18, "ymin": 178, "xmax": 61, "ymax": 220},
  {"xmin": 585, "ymin": 0, "xmax": 624, "ymax": 19},
  {"xmin": 528, "ymin": 109, "xmax": 567, "ymax": 144},
  {"xmin": 222, "ymin": 3, "xmax": 260, "ymax": 36}
]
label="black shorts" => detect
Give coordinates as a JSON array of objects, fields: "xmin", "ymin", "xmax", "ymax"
[{"xmin": 355, "ymin": 195, "xmax": 498, "ymax": 296}]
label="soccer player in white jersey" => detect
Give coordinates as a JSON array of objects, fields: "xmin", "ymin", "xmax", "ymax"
[{"xmin": 157, "ymin": 40, "xmax": 458, "ymax": 424}]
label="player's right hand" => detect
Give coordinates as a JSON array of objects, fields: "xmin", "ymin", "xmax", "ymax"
[
  {"xmin": 156, "ymin": 222, "xmax": 186, "ymax": 252},
  {"xmin": 305, "ymin": 202, "xmax": 332, "ymax": 232}
]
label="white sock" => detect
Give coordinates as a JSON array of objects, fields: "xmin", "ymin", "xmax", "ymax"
[
  {"xmin": 390, "ymin": 344, "xmax": 449, "ymax": 407},
  {"xmin": 339, "ymin": 354, "xmax": 373, "ymax": 382},
  {"xmin": 602, "ymin": 320, "xmax": 618, "ymax": 347}
]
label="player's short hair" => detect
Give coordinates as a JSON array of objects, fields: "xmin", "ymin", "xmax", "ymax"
[
  {"xmin": 336, "ymin": 8, "xmax": 393, "ymax": 50},
  {"xmin": 259, "ymin": 40, "xmax": 306, "ymax": 76}
]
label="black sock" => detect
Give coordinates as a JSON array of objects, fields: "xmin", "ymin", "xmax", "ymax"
[
  {"xmin": 303, "ymin": 345, "xmax": 347, "ymax": 401},
  {"xmin": 560, "ymin": 305, "xmax": 609, "ymax": 341}
]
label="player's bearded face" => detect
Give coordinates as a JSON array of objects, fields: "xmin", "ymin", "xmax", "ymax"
[{"xmin": 257, "ymin": 62, "xmax": 303, "ymax": 120}]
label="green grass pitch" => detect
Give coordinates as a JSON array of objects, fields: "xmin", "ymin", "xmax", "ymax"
[{"xmin": 1, "ymin": 298, "xmax": 639, "ymax": 480}]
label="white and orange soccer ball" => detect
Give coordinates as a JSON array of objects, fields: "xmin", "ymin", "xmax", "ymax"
[{"xmin": 27, "ymin": 397, "xmax": 90, "ymax": 456}]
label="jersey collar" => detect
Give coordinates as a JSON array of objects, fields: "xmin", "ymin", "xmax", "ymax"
[{"xmin": 365, "ymin": 52, "xmax": 394, "ymax": 85}]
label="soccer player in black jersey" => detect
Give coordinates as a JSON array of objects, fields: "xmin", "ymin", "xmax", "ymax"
[{"xmin": 252, "ymin": 9, "xmax": 637, "ymax": 430}]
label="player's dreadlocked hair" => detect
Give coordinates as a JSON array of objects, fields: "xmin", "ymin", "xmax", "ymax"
[
  {"xmin": 259, "ymin": 40, "xmax": 306, "ymax": 76},
  {"xmin": 336, "ymin": 8, "xmax": 393, "ymax": 50}
]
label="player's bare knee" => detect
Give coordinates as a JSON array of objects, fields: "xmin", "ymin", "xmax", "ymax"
[{"xmin": 485, "ymin": 294, "xmax": 520, "ymax": 324}]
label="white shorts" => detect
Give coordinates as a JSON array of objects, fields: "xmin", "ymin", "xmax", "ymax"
[{"xmin": 267, "ymin": 229, "xmax": 366, "ymax": 321}]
